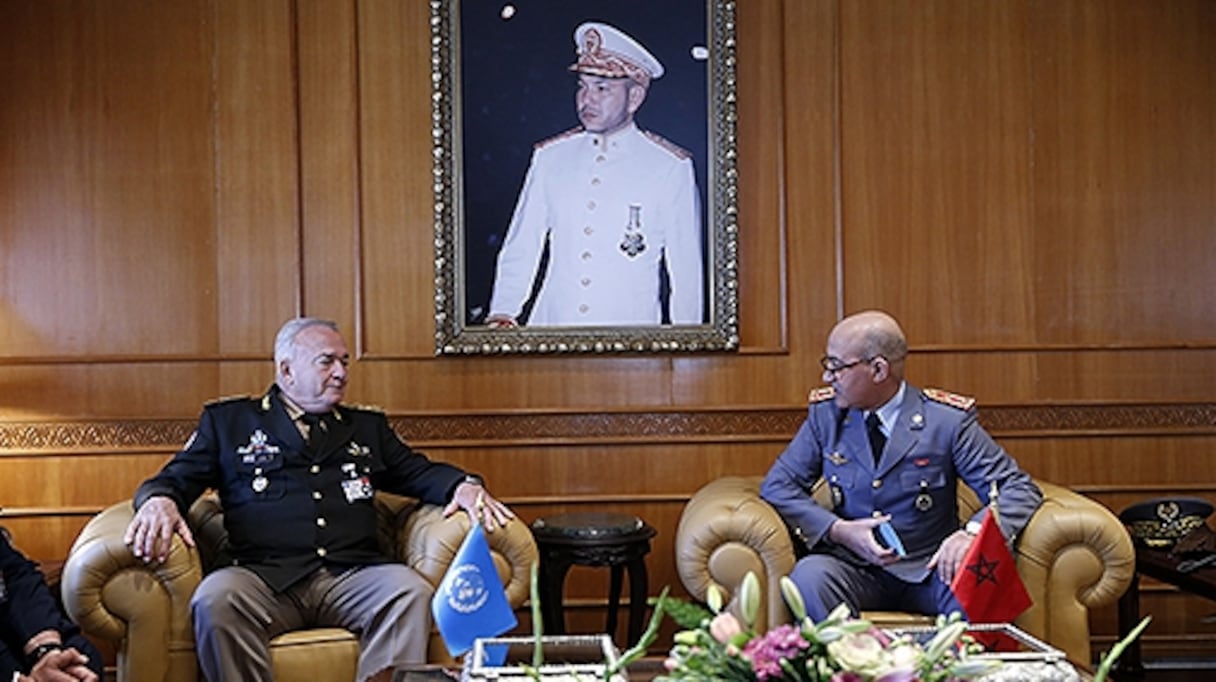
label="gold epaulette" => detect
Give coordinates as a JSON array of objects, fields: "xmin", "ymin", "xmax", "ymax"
[
  {"xmin": 534, "ymin": 127, "xmax": 582, "ymax": 150},
  {"xmin": 923, "ymin": 388, "xmax": 976, "ymax": 411},
  {"xmin": 642, "ymin": 130, "xmax": 692, "ymax": 160},
  {"xmin": 205, "ymin": 394, "xmax": 253, "ymax": 407},
  {"xmin": 808, "ymin": 386, "xmax": 836, "ymax": 403},
  {"xmin": 342, "ymin": 402, "xmax": 385, "ymax": 415}
]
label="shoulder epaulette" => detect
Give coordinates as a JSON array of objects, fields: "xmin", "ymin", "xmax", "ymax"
[
  {"xmin": 534, "ymin": 127, "xmax": 583, "ymax": 150},
  {"xmin": 341, "ymin": 403, "xmax": 385, "ymax": 415},
  {"xmin": 641, "ymin": 130, "xmax": 692, "ymax": 160},
  {"xmin": 205, "ymin": 394, "xmax": 253, "ymax": 408},
  {"xmin": 923, "ymin": 388, "xmax": 976, "ymax": 411},
  {"xmin": 808, "ymin": 386, "xmax": 836, "ymax": 403}
]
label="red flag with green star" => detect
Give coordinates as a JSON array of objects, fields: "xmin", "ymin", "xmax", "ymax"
[{"xmin": 950, "ymin": 508, "xmax": 1032, "ymax": 623}]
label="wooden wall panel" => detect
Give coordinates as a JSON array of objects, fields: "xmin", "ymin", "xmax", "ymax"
[
  {"xmin": 0, "ymin": 0, "xmax": 219, "ymax": 359},
  {"xmin": 1030, "ymin": 0, "xmax": 1216, "ymax": 347},
  {"xmin": 838, "ymin": 0, "xmax": 1037, "ymax": 346},
  {"xmin": 2, "ymin": 0, "xmax": 1216, "ymax": 666}
]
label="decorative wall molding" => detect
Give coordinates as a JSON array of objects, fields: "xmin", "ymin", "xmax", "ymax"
[{"xmin": 1, "ymin": 402, "xmax": 1213, "ymax": 453}]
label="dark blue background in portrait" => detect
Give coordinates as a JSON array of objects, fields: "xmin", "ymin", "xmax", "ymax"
[{"xmin": 458, "ymin": 0, "xmax": 710, "ymax": 325}]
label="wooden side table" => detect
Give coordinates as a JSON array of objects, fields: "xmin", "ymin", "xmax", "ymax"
[
  {"xmin": 530, "ymin": 512, "xmax": 657, "ymax": 647},
  {"xmin": 1116, "ymin": 545, "xmax": 1216, "ymax": 677}
]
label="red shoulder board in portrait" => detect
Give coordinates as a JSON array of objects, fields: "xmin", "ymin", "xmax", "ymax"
[
  {"xmin": 923, "ymin": 388, "xmax": 976, "ymax": 411},
  {"xmin": 534, "ymin": 127, "xmax": 583, "ymax": 150},
  {"xmin": 642, "ymin": 130, "xmax": 692, "ymax": 160},
  {"xmin": 808, "ymin": 387, "xmax": 836, "ymax": 404}
]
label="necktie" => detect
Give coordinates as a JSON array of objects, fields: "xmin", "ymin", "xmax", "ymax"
[
  {"xmin": 866, "ymin": 412, "xmax": 887, "ymax": 466},
  {"xmin": 300, "ymin": 413, "xmax": 328, "ymax": 455}
]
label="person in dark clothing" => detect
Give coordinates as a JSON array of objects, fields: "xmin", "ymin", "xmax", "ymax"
[
  {"xmin": 123, "ymin": 317, "xmax": 514, "ymax": 682},
  {"xmin": 1, "ymin": 529, "xmax": 101, "ymax": 682}
]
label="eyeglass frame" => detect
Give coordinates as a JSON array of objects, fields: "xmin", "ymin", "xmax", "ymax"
[{"xmin": 819, "ymin": 355, "xmax": 879, "ymax": 379}]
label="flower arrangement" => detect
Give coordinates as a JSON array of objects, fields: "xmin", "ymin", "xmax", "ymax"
[
  {"xmin": 657, "ymin": 573, "xmax": 998, "ymax": 682},
  {"xmin": 656, "ymin": 572, "xmax": 1150, "ymax": 682}
]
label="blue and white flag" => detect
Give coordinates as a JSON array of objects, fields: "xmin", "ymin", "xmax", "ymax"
[{"xmin": 431, "ymin": 523, "xmax": 518, "ymax": 656}]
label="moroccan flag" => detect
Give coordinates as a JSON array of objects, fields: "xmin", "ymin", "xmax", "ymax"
[
  {"xmin": 950, "ymin": 508, "xmax": 1032, "ymax": 624},
  {"xmin": 431, "ymin": 523, "xmax": 518, "ymax": 656}
]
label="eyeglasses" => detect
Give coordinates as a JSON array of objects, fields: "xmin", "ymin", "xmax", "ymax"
[{"xmin": 819, "ymin": 355, "xmax": 874, "ymax": 378}]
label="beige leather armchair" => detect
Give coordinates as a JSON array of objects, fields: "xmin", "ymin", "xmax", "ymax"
[
  {"xmin": 675, "ymin": 476, "xmax": 1134, "ymax": 665},
  {"xmin": 61, "ymin": 493, "xmax": 538, "ymax": 682}
]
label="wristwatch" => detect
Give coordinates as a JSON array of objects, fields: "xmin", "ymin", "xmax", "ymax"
[
  {"xmin": 463, "ymin": 474, "xmax": 485, "ymax": 487},
  {"xmin": 26, "ymin": 642, "xmax": 63, "ymax": 668}
]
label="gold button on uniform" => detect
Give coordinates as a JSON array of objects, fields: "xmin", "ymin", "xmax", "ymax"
[
  {"xmin": 872, "ymin": 479, "xmax": 882, "ymax": 489},
  {"xmin": 310, "ymin": 465, "xmax": 320, "ymax": 474},
  {"xmin": 579, "ymin": 304, "xmax": 589, "ymax": 313},
  {"xmin": 312, "ymin": 491, "xmax": 322, "ymax": 500},
  {"xmin": 316, "ymin": 518, "xmax": 327, "ymax": 528},
  {"xmin": 316, "ymin": 547, "xmax": 327, "ymax": 557}
]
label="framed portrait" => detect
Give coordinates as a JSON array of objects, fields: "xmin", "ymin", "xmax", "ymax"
[{"xmin": 431, "ymin": 0, "xmax": 738, "ymax": 355}]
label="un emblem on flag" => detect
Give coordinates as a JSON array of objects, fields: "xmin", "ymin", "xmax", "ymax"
[{"xmin": 444, "ymin": 564, "xmax": 490, "ymax": 614}]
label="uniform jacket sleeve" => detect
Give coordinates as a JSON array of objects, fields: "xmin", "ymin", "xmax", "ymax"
[
  {"xmin": 489, "ymin": 148, "xmax": 550, "ymax": 319},
  {"xmin": 0, "ymin": 534, "xmax": 68, "ymax": 664},
  {"xmin": 760, "ymin": 404, "xmax": 844, "ymax": 550},
  {"xmin": 133, "ymin": 407, "xmax": 224, "ymax": 514}
]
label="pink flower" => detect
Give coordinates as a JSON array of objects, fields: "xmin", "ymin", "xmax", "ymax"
[
  {"xmin": 709, "ymin": 613, "xmax": 744, "ymax": 644},
  {"xmin": 742, "ymin": 624, "xmax": 810, "ymax": 680}
]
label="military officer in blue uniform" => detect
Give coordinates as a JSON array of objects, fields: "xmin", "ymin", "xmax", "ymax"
[
  {"xmin": 761, "ymin": 310, "xmax": 1043, "ymax": 620},
  {"xmin": 1, "ymin": 529, "xmax": 101, "ymax": 682},
  {"xmin": 486, "ymin": 21, "xmax": 703, "ymax": 327},
  {"xmin": 124, "ymin": 318, "xmax": 514, "ymax": 682}
]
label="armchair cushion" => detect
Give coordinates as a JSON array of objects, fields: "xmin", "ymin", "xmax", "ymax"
[
  {"xmin": 62, "ymin": 493, "xmax": 537, "ymax": 682},
  {"xmin": 675, "ymin": 476, "xmax": 1134, "ymax": 665}
]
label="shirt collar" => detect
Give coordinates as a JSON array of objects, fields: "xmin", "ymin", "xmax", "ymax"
[{"xmin": 869, "ymin": 381, "xmax": 906, "ymax": 436}]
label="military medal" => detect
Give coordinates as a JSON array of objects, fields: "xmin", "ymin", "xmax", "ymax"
[
  {"xmin": 830, "ymin": 474, "xmax": 844, "ymax": 508},
  {"xmin": 915, "ymin": 480, "xmax": 932, "ymax": 511},
  {"xmin": 619, "ymin": 204, "xmax": 646, "ymax": 258}
]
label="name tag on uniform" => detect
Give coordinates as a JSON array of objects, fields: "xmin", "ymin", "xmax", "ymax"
[{"xmin": 342, "ymin": 476, "xmax": 374, "ymax": 503}]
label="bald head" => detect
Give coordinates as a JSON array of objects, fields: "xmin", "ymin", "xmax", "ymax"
[
  {"xmin": 832, "ymin": 311, "xmax": 907, "ymax": 368},
  {"xmin": 823, "ymin": 310, "xmax": 908, "ymax": 410}
]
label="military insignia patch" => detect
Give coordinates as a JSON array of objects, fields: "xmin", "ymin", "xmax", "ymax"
[
  {"xmin": 923, "ymin": 388, "xmax": 976, "ymax": 411},
  {"xmin": 808, "ymin": 386, "xmax": 836, "ymax": 403}
]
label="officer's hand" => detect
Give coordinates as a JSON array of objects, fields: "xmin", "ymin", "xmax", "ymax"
[
  {"xmin": 828, "ymin": 515, "xmax": 897, "ymax": 566},
  {"xmin": 927, "ymin": 529, "xmax": 974, "ymax": 584},
  {"xmin": 123, "ymin": 495, "xmax": 195, "ymax": 564},
  {"xmin": 444, "ymin": 481, "xmax": 515, "ymax": 532},
  {"xmin": 27, "ymin": 647, "xmax": 99, "ymax": 682},
  {"xmin": 485, "ymin": 314, "xmax": 519, "ymax": 329}
]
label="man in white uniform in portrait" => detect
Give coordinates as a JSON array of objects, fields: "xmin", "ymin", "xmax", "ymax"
[{"xmin": 485, "ymin": 21, "xmax": 704, "ymax": 328}]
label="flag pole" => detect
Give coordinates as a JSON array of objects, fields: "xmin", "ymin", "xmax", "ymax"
[{"xmin": 988, "ymin": 480, "xmax": 1001, "ymax": 530}]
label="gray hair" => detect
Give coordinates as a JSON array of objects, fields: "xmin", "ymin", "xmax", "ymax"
[{"xmin": 274, "ymin": 317, "xmax": 339, "ymax": 365}]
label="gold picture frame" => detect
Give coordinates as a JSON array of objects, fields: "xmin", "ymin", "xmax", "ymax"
[{"xmin": 431, "ymin": 0, "xmax": 738, "ymax": 355}]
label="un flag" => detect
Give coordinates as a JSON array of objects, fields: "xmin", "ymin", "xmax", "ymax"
[{"xmin": 431, "ymin": 523, "xmax": 518, "ymax": 656}]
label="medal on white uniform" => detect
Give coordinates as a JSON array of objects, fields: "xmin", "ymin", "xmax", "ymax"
[{"xmin": 619, "ymin": 204, "xmax": 646, "ymax": 257}]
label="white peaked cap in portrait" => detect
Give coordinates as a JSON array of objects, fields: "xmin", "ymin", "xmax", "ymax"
[{"xmin": 569, "ymin": 22, "xmax": 664, "ymax": 86}]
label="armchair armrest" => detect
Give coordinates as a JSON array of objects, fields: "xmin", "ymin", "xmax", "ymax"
[
  {"xmin": 1015, "ymin": 480, "xmax": 1135, "ymax": 665},
  {"xmin": 675, "ymin": 476, "xmax": 797, "ymax": 632},
  {"xmin": 62, "ymin": 499, "xmax": 203, "ymax": 682}
]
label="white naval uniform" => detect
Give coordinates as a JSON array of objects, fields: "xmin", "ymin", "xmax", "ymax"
[{"xmin": 488, "ymin": 122, "xmax": 703, "ymax": 326}]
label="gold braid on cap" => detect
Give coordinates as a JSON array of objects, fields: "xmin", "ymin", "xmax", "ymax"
[{"xmin": 570, "ymin": 28, "xmax": 651, "ymax": 87}]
